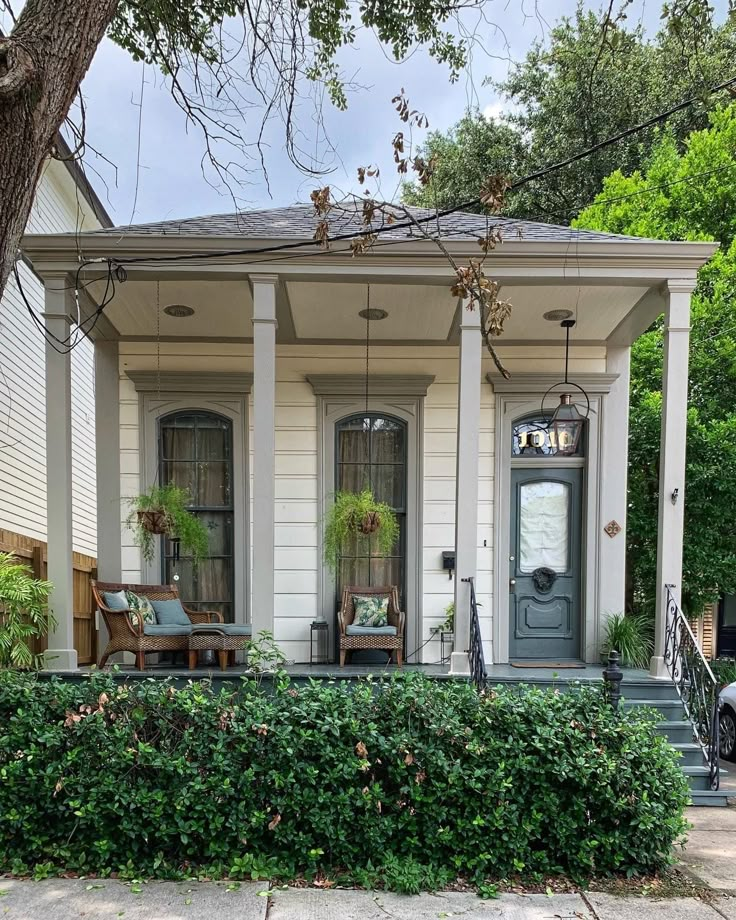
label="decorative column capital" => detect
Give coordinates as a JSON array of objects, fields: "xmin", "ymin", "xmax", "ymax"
[
  {"xmin": 249, "ymin": 273, "xmax": 280, "ymax": 286},
  {"xmin": 459, "ymin": 300, "xmax": 481, "ymax": 332},
  {"xmin": 251, "ymin": 274, "xmax": 278, "ymax": 326},
  {"xmin": 42, "ymin": 275, "xmax": 75, "ymax": 322},
  {"xmin": 664, "ymin": 278, "xmax": 698, "ymax": 296}
]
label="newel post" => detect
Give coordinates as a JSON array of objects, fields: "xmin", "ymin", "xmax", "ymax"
[{"xmin": 603, "ymin": 649, "xmax": 623, "ymax": 710}]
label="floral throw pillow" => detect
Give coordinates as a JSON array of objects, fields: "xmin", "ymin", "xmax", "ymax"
[
  {"xmin": 125, "ymin": 591, "xmax": 156, "ymax": 628},
  {"xmin": 353, "ymin": 594, "xmax": 389, "ymax": 628}
]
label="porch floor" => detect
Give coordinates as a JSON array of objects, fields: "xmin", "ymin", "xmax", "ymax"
[{"xmin": 45, "ymin": 660, "xmax": 653, "ymax": 687}]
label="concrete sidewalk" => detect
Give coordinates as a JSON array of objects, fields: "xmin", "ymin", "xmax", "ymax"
[
  {"xmin": 681, "ymin": 805, "xmax": 736, "ymax": 892},
  {"xmin": 1, "ymin": 880, "xmax": 735, "ymax": 920},
  {"xmin": 3, "ymin": 813, "xmax": 736, "ymax": 920}
]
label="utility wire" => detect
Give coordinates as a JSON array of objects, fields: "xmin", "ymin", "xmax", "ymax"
[
  {"xmin": 59, "ymin": 71, "xmax": 736, "ymax": 273},
  {"xmin": 18, "ymin": 152, "xmax": 731, "ymax": 353},
  {"xmin": 18, "ymin": 71, "xmax": 736, "ymax": 350}
]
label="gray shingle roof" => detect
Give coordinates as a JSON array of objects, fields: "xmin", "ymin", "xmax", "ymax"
[{"xmin": 87, "ymin": 203, "xmax": 643, "ymax": 243}]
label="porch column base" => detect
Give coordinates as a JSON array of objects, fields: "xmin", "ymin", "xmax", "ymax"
[
  {"xmin": 449, "ymin": 651, "xmax": 470, "ymax": 676},
  {"xmin": 44, "ymin": 648, "xmax": 78, "ymax": 671},
  {"xmin": 649, "ymin": 655, "xmax": 669, "ymax": 679}
]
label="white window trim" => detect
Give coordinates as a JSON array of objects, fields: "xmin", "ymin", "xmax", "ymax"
[
  {"xmin": 308, "ymin": 375, "xmax": 433, "ymax": 661},
  {"xmin": 132, "ymin": 374, "xmax": 251, "ymax": 628}
]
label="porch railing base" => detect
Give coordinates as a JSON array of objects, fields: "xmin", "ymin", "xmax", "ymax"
[{"xmin": 449, "ymin": 651, "xmax": 470, "ymax": 676}]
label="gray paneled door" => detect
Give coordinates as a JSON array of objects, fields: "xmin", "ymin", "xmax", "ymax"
[{"xmin": 509, "ymin": 467, "xmax": 583, "ymax": 660}]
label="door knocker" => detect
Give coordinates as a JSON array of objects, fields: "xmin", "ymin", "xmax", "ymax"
[{"xmin": 532, "ymin": 567, "xmax": 557, "ymax": 594}]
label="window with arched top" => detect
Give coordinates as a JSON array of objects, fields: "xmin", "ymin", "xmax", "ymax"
[
  {"xmin": 335, "ymin": 413, "xmax": 407, "ymax": 602},
  {"xmin": 158, "ymin": 410, "xmax": 234, "ymax": 621},
  {"xmin": 512, "ymin": 414, "xmax": 586, "ymax": 458}
]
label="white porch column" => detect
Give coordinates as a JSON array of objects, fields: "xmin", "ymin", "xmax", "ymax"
[
  {"xmin": 43, "ymin": 277, "xmax": 77, "ymax": 670},
  {"xmin": 250, "ymin": 274, "xmax": 278, "ymax": 637},
  {"xmin": 94, "ymin": 339, "xmax": 121, "ymax": 659},
  {"xmin": 651, "ymin": 280, "xmax": 695, "ymax": 677},
  {"xmin": 596, "ymin": 346, "xmax": 631, "ymax": 659},
  {"xmin": 452, "ymin": 303, "xmax": 482, "ymax": 675}
]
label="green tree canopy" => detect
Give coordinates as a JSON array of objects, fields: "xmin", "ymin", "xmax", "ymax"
[
  {"xmin": 404, "ymin": 5, "xmax": 736, "ymax": 221},
  {"xmin": 575, "ymin": 105, "xmax": 736, "ymax": 616}
]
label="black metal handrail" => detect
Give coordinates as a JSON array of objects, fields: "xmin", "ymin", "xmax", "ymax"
[
  {"xmin": 463, "ymin": 576, "xmax": 487, "ymax": 689},
  {"xmin": 663, "ymin": 584, "xmax": 720, "ymax": 790}
]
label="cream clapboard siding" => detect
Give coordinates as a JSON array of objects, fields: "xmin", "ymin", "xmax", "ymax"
[
  {"xmin": 117, "ymin": 341, "xmax": 606, "ymax": 662},
  {"xmin": 0, "ymin": 159, "xmax": 101, "ymax": 556}
]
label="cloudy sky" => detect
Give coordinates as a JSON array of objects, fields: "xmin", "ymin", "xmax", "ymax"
[{"xmin": 22, "ymin": 0, "xmax": 728, "ymax": 227}]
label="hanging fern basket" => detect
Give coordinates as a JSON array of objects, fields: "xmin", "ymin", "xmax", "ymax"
[
  {"xmin": 360, "ymin": 510, "xmax": 381, "ymax": 534},
  {"xmin": 322, "ymin": 490, "xmax": 399, "ymax": 571},
  {"xmin": 137, "ymin": 509, "xmax": 169, "ymax": 535}
]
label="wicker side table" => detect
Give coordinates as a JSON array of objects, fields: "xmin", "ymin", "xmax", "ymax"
[{"xmin": 188, "ymin": 631, "xmax": 250, "ymax": 671}]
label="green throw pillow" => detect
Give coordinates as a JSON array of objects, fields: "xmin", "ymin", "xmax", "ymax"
[
  {"xmin": 125, "ymin": 591, "xmax": 156, "ymax": 628},
  {"xmin": 353, "ymin": 594, "xmax": 389, "ymax": 628}
]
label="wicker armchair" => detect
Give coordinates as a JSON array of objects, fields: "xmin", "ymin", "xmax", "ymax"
[
  {"xmin": 92, "ymin": 580, "xmax": 223, "ymax": 670},
  {"xmin": 338, "ymin": 585, "xmax": 404, "ymax": 668}
]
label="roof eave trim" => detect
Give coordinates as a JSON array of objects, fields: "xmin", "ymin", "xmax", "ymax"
[{"xmin": 19, "ymin": 234, "xmax": 719, "ymax": 274}]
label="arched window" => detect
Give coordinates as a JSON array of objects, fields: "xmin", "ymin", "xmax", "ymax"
[
  {"xmin": 335, "ymin": 414, "xmax": 407, "ymax": 601},
  {"xmin": 158, "ymin": 410, "xmax": 234, "ymax": 621}
]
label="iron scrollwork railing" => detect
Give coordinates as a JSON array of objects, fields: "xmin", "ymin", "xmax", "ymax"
[
  {"xmin": 664, "ymin": 584, "xmax": 720, "ymax": 790},
  {"xmin": 462, "ymin": 576, "xmax": 487, "ymax": 689}
]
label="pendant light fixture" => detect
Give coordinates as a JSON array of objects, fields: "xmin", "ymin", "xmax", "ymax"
[{"xmin": 541, "ymin": 318, "xmax": 589, "ymax": 456}]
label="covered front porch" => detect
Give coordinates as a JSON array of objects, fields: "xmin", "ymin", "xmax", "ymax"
[{"xmin": 21, "ymin": 206, "xmax": 715, "ymax": 676}]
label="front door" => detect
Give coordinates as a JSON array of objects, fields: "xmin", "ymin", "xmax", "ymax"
[{"xmin": 509, "ymin": 467, "xmax": 583, "ymax": 660}]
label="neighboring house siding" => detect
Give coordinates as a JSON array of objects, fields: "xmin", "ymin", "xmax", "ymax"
[{"xmin": 0, "ymin": 159, "xmax": 100, "ymax": 556}]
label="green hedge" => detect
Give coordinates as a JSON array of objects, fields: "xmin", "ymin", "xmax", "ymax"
[
  {"xmin": 710, "ymin": 658, "xmax": 736, "ymax": 687},
  {"xmin": 0, "ymin": 672, "xmax": 689, "ymax": 882}
]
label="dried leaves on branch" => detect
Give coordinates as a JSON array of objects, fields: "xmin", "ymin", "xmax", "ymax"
[{"xmin": 310, "ymin": 93, "xmax": 514, "ymax": 377}]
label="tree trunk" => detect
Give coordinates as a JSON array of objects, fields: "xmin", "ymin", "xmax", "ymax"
[{"xmin": 0, "ymin": 0, "xmax": 118, "ymax": 299}]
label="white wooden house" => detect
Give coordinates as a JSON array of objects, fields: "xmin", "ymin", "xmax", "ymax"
[
  {"xmin": 1, "ymin": 141, "xmax": 110, "ymax": 558},
  {"xmin": 20, "ymin": 206, "xmax": 715, "ymax": 674}
]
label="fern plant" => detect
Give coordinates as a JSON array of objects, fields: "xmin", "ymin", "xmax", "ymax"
[
  {"xmin": 322, "ymin": 490, "xmax": 399, "ymax": 572},
  {"xmin": 126, "ymin": 484, "xmax": 209, "ymax": 565},
  {"xmin": 0, "ymin": 553, "xmax": 55, "ymax": 669},
  {"xmin": 601, "ymin": 612, "xmax": 654, "ymax": 669}
]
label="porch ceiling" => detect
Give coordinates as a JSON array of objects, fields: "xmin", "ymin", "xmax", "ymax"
[
  {"xmin": 285, "ymin": 281, "xmax": 457, "ymax": 341},
  {"xmin": 88, "ymin": 275, "xmax": 653, "ymax": 345},
  {"xmin": 95, "ymin": 278, "xmax": 253, "ymax": 338},
  {"xmin": 499, "ymin": 284, "xmax": 651, "ymax": 342}
]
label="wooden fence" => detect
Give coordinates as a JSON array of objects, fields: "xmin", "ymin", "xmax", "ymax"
[{"xmin": 0, "ymin": 528, "xmax": 98, "ymax": 665}]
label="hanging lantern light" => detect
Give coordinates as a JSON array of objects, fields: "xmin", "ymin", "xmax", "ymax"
[
  {"xmin": 542, "ymin": 319, "xmax": 589, "ymax": 456},
  {"xmin": 550, "ymin": 393, "xmax": 586, "ymax": 455}
]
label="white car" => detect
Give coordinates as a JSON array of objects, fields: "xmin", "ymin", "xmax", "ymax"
[{"xmin": 720, "ymin": 681, "xmax": 736, "ymax": 761}]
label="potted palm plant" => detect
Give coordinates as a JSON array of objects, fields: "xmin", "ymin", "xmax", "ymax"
[
  {"xmin": 126, "ymin": 484, "xmax": 209, "ymax": 565},
  {"xmin": 322, "ymin": 489, "xmax": 399, "ymax": 571}
]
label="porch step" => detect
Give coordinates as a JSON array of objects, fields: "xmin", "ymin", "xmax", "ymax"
[
  {"xmin": 670, "ymin": 742, "xmax": 708, "ymax": 767},
  {"xmin": 684, "ymin": 765, "xmax": 719, "ymax": 792},
  {"xmin": 623, "ymin": 698, "xmax": 686, "ymax": 719},
  {"xmin": 691, "ymin": 790, "xmax": 733, "ymax": 806},
  {"xmin": 619, "ymin": 681, "xmax": 685, "ymax": 702},
  {"xmin": 655, "ymin": 720, "xmax": 696, "ymax": 744}
]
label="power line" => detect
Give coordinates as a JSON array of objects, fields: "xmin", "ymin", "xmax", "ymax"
[
  {"xmin": 19, "ymin": 72, "xmax": 736, "ymax": 351},
  {"xmin": 67, "ymin": 71, "xmax": 736, "ymax": 271},
  {"xmin": 16, "ymin": 150, "xmax": 727, "ymax": 354}
]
